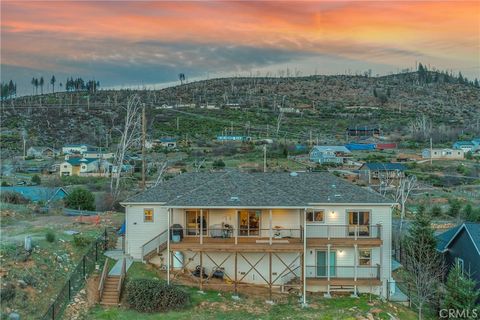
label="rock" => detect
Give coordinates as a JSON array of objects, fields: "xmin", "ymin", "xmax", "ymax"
[
  {"xmin": 366, "ymin": 313, "xmax": 374, "ymax": 320},
  {"xmin": 371, "ymin": 308, "xmax": 382, "ymax": 315},
  {"xmin": 9, "ymin": 312, "xmax": 20, "ymax": 320},
  {"xmin": 17, "ymin": 280, "xmax": 27, "ymax": 289}
]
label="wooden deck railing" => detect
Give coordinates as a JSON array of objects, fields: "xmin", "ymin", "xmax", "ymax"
[{"xmin": 98, "ymin": 258, "xmax": 109, "ymax": 298}]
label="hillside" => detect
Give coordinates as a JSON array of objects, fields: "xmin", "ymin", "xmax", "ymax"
[{"xmin": 1, "ymin": 72, "xmax": 479, "ymax": 155}]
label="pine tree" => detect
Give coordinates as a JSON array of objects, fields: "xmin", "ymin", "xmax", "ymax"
[
  {"xmin": 404, "ymin": 205, "xmax": 444, "ymax": 319},
  {"xmin": 50, "ymin": 75, "xmax": 56, "ymax": 93},
  {"xmin": 444, "ymin": 263, "xmax": 480, "ymax": 312},
  {"xmin": 39, "ymin": 77, "xmax": 44, "ymax": 94}
]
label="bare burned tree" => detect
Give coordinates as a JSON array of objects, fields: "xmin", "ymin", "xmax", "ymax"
[
  {"xmin": 276, "ymin": 111, "xmax": 284, "ymax": 136},
  {"xmin": 394, "ymin": 175, "xmax": 417, "ymax": 233},
  {"xmin": 110, "ymin": 95, "xmax": 142, "ymax": 202}
]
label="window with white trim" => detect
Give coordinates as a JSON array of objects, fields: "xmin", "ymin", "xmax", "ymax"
[
  {"xmin": 456, "ymin": 257, "xmax": 464, "ymax": 272},
  {"xmin": 144, "ymin": 208, "xmax": 154, "ymax": 222},
  {"xmin": 306, "ymin": 210, "xmax": 325, "ymax": 223},
  {"xmin": 359, "ymin": 249, "xmax": 371, "ymax": 266}
]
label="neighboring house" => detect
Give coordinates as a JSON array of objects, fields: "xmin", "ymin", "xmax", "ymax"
[
  {"xmin": 216, "ymin": 136, "xmax": 252, "ymax": 142},
  {"xmin": 82, "ymin": 147, "xmax": 115, "ymax": 159},
  {"xmin": 26, "ymin": 147, "xmax": 59, "ymax": 158},
  {"xmin": 346, "ymin": 126, "xmax": 380, "ymax": 137},
  {"xmin": 59, "ymin": 158, "xmax": 111, "ymax": 177},
  {"xmin": 436, "ymin": 223, "xmax": 480, "ymax": 296},
  {"xmin": 309, "ymin": 146, "xmax": 351, "ymax": 164},
  {"xmin": 62, "ymin": 144, "xmax": 90, "ymax": 154},
  {"xmin": 358, "ymin": 163, "xmax": 406, "ymax": 184},
  {"xmin": 453, "ymin": 141, "xmax": 475, "ymax": 153},
  {"xmin": 121, "ymin": 171, "xmax": 395, "ymax": 301},
  {"xmin": 0, "ymin": 186, "xmax": 68, "ymax": 203},
  {"xmin": 159, "ymin": 138, "xmax": 177, "ymax": 148},
  {"xmin": 422, "ymin": 148, "xmax": 464, "ymax": 160}
]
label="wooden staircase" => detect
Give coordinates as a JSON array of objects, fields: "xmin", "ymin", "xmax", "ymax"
[
  {"xmin": 98, "ymin": 258, "xmax": 126, "ymax": 306},
  {"xmin": 100, "ymin": 275, "xmax": 121, "ymax": 306}
]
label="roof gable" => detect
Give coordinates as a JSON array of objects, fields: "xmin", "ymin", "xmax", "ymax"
[{"xmin": 437, "ymin": 223, "xmax": 480, "ymax": 255}]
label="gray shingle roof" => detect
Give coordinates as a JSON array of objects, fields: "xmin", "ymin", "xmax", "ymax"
[{"xmin": 124, "ymin": 171, "xmax": 393, "ymax": 207}]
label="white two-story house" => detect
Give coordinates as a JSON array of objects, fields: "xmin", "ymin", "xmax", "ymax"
[{"xmin": 121, "ymin": 171, "xmax": 395, "ymax": 302}]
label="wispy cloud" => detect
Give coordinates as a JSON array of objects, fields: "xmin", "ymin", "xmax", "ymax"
[{"xmin": 1, "ymin": 0, "xmax": 479, "ymax": 93}]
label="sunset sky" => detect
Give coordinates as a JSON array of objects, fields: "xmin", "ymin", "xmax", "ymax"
[{"xmin": 1, "ymin": 1, "xmax": 479, "ymax": 94}]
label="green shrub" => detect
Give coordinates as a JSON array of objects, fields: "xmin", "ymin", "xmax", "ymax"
[
  {"xmin": 45, "ymin": 230, "xmax": 55, "ymax": 243},
  {"xmin": 126, "ymin": 279, "xmax": 189, "ymax": 313},
  {"xmin": 212, "ymin": 159, "xmax": 225, "ymax": 169},
  {"xmin": 0, "ymin": 283, "xmax": 16, "ymax": 302},
  {"xmin": 1, "ymin": 181, "xmax": 9, "ymax": 186},
  {"xmin": 430, "ymin": 205, "xmax": 442, "ymax": 217},
  {"xmin": 73, "ymin": 234, "xmax": 91, "ymax": 247},
  {"xmin": 22, "ymin": 274, "xmax": 37, "ymax": 287},
  {"xmin": 31, "ymin": 174, "xmax": 41, "ymax": 185},
  {"xmin": 64, "ymin": 187, "xmax": 95, "ymax": 211}
]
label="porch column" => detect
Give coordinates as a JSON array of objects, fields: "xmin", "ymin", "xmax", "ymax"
[
  {"xmin": 200, "ymin": 209, "xmax": 203, "ymax": 245},
  {"xmin": 234, "ymin": 252, "xmax": 238, "ymax": 296},
  {"xmin": 269, "ymin": 209, "xmax": 273, "ymax": 245},
  {"xmin": 327, "ymin": 244, "xmax": 331, "ymax": 281},
  {"xmin": 354, "ymin": 244, "xmax": 358, "ymax": 281},
  {"xmin": 327, "ymin": 244, "xmax": 331, "ymax": 296},
  {"xmin": 199, "ymin": 251, "xmax": 203, "ymax": 291},
  {"xmin": 234, "ymin": 210, "xmax": 238, "ymax": 245},
  {"xmin": 167, "ymin": 208, "xmax": 170, "ymax": 285},
  {"xmin": 302, "ymin": 208, "xmax": 307, "ymax": 305}
]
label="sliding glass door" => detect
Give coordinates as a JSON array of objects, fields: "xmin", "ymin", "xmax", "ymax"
[
  {"xmin": 185, "ymin": 210, "xmax": 208, "ymax": 236},
  {"xmin": 316, "ymin": 250, "xmax": 336, "ymax": 277},
  {"xmin": 238, "ymin": 210, "xmax": 260, "ymax": 236}
]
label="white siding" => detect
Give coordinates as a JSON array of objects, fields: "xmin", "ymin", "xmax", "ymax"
[{"xmin": 125, "ymin": 205, "xmax": 168, "ymax": 259}]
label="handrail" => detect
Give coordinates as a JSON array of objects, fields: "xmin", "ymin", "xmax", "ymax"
[
  {"xmin": 98, "ymin": 258, "xmax": 109, "ymax": 298},
  {"xmin": 141, "ymin": 229, "xmax": 169, "ymax": 261},
  {"xmin": 117, "ymin": 258, "xmax": 126, "ymax": 303}
]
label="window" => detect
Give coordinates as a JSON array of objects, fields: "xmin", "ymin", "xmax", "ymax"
[
  {"xmin": 144, "ymin": 208, "xmax": 154, "ymax": 222},
  {"xmin": 348, "ymin": 211, "xmax": 370, "ymax": 236},
  {"xmin": 306, "ymin": 210, "xmax": 325, "ymax": 223},
  {"xmin": 456, "ymin": 258, "xmax": 464, "ymax": 272},
  {"xmin": 359, "ymin": 249, "xmax": 371, "ymax": 266}
]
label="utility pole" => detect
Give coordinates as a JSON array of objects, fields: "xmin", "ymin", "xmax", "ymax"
[
  {"xmin": 142, "ymin": 104, "xmax": 146, "ymax": 190},
  {"xmin": 176, "ymin": 117, "xmax": 179, "ymax": 131},
  {"xmin": 309, "ymin": 130, "xmax": 312, "ymax": 146},
  {"xmin": 430, "ymin": 137, "xmax": 433, "ymax": 166},
  {"xmin": 263, "ymin": 144, "xmax": 267, "ymax": 173}
]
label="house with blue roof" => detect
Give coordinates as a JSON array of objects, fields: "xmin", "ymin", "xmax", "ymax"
[
  {"xmin": 309, "ymin": 146, "xmax": 351, "ymax": 164},
  {"xmin": 0, "ymin": 186, "xmax": 68, "ymax": 203},
  {"xmin": 436, "ymin": 223, "xmax": 480, "ymax": 297},
  {"xmin": 453, "ymin": 141, "xmax": 475, "ymax": 153},
  {"xmin": 358, "ymin": 163, "xmax": 406, "ymax": 184}
]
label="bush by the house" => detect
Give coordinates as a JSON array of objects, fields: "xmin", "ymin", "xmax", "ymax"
[
  {"xmin": 212, "ymin": 159, "xmax": 225, "ymax": 169},
  {"xmin": 31, "ymin": 174, "xmax": 41, "ymax": 185},
  {"xmin": 45, "ymin": 230, "xmax": 55, "ymax": 243},
  {"xmin": 64, "ymin": 187, "xmax": 95, "ymax": 211},
  {"xmin": 73, "ymin": 234, "xmax": 91, "ymax": 247},
  {"xmin": 0, "ymin": 283, "xmax": 16, "ymax": 302},
  {"xmin": 126, "ymin": 279, "xmax": 190, "ymax": 313},
  {"xmin": 0, "ymin": 191, "xmax": 29, "ymax": 204}
]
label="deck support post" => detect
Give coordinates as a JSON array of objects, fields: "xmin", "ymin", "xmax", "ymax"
[
  {"xmin": 167, "ymin": 208, "xmax": 171, "ymax": 285},
  {"xmin": 233, "ymin": 252, "xmax": 239, "ymax": 298},
  {"xmin": 269, "ymin": 209, "xmax": 273, "ymax": 245},
  {"xmin": 199, "ymin": 251, "xmax": 204, "ymax": 292}
]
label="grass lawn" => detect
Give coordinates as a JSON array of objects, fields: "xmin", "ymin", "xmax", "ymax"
[{"xmin": 86, "ymin": 262, "xmax": 424, "ymax": 320}]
